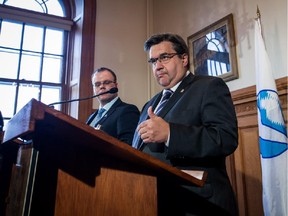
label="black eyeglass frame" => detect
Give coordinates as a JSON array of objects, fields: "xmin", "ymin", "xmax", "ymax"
[
  {"xmin": 148, "ymin": 53, "xmax": 180, "ymax": 65},
  {"xmin": 93, "ymin": 80, "xmax": 116, "ymax": 88}
]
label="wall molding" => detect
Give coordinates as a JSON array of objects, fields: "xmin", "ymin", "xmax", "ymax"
[{"xmin": 231, "ymin": 77, "xmax": 287, "ymax": 126}]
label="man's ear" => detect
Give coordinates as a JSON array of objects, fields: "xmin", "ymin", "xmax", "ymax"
[{"xmin": 182, "ymin": 54, "xmax": 189, "ymax": 67}]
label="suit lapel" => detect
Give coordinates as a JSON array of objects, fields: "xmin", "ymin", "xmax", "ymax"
[
  {"xmin": 158, "ymin": 73, "xmax": 194, "ymax": 117},
  {"xmin": 86, "ymin": 112, "xmax": 97, "ymax": 125},
  {"xmin": 134, "ymin": 73, "xmax": 194, "ymax": 150},
  {"xmin": 97, "ymin": 98, "xmax": 122, "ymax": 125}
]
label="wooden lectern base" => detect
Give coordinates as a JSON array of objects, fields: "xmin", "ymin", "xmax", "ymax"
[
  {"xmin": 55, "ymin": 168, "xmax": 157, "ymax": 216},
  {"xmin": 1, "ymin": 99, "xmax": 210, "ymax": 216}
]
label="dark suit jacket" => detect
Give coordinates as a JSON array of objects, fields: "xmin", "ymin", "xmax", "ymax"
[
  {"xmin": 86, "ymin": 98, "xmax": 140, "ymax": 145},
  {"xmin": 132, "ymin": 73, "xmax": 238, "ymax": 215}
]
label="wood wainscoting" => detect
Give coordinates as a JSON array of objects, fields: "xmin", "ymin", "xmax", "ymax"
[{"xmin": 226, "ymin": 77, "xmax": 287, "ymax": 216}]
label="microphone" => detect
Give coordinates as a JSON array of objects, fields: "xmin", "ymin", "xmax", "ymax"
[{"xmin": 48, "ymin": 87, "xmax": 118, "ymax": 107}]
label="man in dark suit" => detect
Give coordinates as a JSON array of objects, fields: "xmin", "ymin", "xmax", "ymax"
[
  {"xmin": 132, "ymin": 33, "xmax": 238, "ymax": 215},
  {"xmin": 86, "ymin": 67, "xmax": 140, "ymax": 145}
]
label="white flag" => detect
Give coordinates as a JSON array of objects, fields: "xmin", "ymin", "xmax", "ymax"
[{"xmin": 255, "ymin": 17, "xmax": 288, "ymax": 216}]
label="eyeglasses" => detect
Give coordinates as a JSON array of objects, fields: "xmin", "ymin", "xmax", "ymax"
[
  {"xmin": 148, "ymin": 53, "xmax": 179, "ymax": 65},
  {"xmin": 93, "ymin": 80, "xmax": 115, "ymax": 88}
]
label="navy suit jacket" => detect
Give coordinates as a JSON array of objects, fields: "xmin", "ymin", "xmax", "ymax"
[
  {"xmin": 86, "ymin": 98, "xmax": 139, "ymax": 145},
  {"xmin": 132, "ymin": 73, "xmax": 238, "ymax": 215}
]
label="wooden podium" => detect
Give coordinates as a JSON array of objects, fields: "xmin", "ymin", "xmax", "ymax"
[{"xmin": 1, "ymin": 99, "xmax": 209, "ymax": 216}]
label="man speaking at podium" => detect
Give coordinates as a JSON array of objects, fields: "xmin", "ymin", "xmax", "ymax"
[
  {"xmin": 132, "ymin": 34, "xmax": 238, "ymax": 215},
  {"xmin": 86, "ymin": 67, "xmax": 140, "ymax": 145}
]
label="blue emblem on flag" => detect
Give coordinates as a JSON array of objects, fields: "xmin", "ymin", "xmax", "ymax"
[{"xmin": 257, "ymin": 90, "xmax": 288, "ymax": 158}]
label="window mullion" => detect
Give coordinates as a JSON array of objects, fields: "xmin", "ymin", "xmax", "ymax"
[
  {"xmin": 39, "ymin": 26, "xmax": 46, "ymax": 101},
  {"xmin": 13, "ymin": 22, "xmax": 25, "ymax": 115}
]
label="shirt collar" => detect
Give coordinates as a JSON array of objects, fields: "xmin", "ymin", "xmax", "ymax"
[{"xmin": 99, "ymin": 96, "xmax": 119, "ymax": 111}]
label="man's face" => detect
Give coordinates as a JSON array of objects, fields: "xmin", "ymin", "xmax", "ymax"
[
  {"xmin": 92, "ymin": 70, "xmax": 118, "ymax": 106},
  {"xmin": 149, "ymin": 41, "xmax": 188, "ymax": 89}
]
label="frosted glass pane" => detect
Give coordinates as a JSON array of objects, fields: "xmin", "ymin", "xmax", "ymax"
[
  {"xmin": 0, "ymin": 21, "xmax": 22, "ymax": 49},
  {"xmin": 45, "ymin": 29, "xmax": 64, "ymax": 54},
  {"xmin": 2, "ymin": 0, "xmax": 64, "ymax": 16},
  {"xmin": 19, "ymin": 52, "xmax": 41, "ymax": 81},
  {"xmin": 17, "ymin": 84, "xmax": 39, "ymax": 112},
  {"xmin": 46, "ymin": 0, "xmax": 65, "ymax": 16},
  {"xmin": 0, "ymin": 48, "xmax": 20, "ymax": 79},
  {"xmin": 42, "ymin": 55, "xmax": 62, "ymax": 83},
  {"xmin": 41, "ymin": 86, "xmax": 61, "ymax": 110},
  {"xmin": 0, "ymin": 83, "xmax": 17, "ymax": 117},
  {"xmin": 23, "ymin": 25, "xmax": 44, "ymax": 52},
  {"xmin": 4, "ymin": 0, "xmax": 46, "ymax": 13}
]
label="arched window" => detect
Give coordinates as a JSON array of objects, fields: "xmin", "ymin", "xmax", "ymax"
[
  {"xmin": 206, "ymin": 28, "xmax": 230, "ymax": 76},
  {"xmin": 0, "ymin": 0, "xmax": 73, "ymax": 126},
  {"xmin": 0, "ymin": 0, "xmax": 96, "ymax": 129},
  {"xmin": 1, "ymin": 0, "xmax": 65, "ymax": 16}
]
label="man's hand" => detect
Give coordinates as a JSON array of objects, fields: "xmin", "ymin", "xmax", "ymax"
[{"xmin": 137, "ymin": 106, "xmax": 170, "ymax": 143}]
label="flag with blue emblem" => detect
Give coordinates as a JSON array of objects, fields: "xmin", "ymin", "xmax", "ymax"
[{"xmin": 255, "ymin": 12, "xmax": 288, "ymax": 216}]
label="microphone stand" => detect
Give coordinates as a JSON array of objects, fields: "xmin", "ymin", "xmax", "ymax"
[{"xmin": 48, "ymin": 87, "xmax": 118, "ymax": 108}]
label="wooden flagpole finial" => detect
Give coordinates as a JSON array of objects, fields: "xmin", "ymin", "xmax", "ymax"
[{"xmin": 256, "ymin": 6, "xmax": 261, "ymax": 19}]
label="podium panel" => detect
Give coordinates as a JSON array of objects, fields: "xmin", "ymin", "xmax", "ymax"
[
  {"xmin": 55, "ymin": 168, "xmax": 157, "ymax": 216},
  {"xmin": 1, "ymin": 99, "xmax": 208, "ymax": 215}
]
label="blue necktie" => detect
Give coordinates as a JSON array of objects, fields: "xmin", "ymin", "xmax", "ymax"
[
  {"xmin": 94, "ymin": 108, "xmax": 105, "ymax": 125},
  {"xmin": 154, "ymin": 89, "xmax": 173, "ymax": 115},
  {"xmin": 132, "ymin": 89, "xmax": 173, "ymax": 149}
]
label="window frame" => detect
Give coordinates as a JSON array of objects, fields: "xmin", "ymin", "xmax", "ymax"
[
  {"xmin": 0, "ymin": 4, "xmax": 73, "ymax": 123},
  {"xmin": 0, "ymin": 0, "xmax": 97, "ymax": 125}
]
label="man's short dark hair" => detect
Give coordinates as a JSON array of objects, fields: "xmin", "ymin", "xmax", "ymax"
[
  {"xmin": 91, "ymin": 67, "xmax": 117, "ymax": 82},
  {"xmin": 144, "ymin": 33, "xmax": 188, "ymax": 54},
  {"xmin": 144, "ymin": 33, "xmax": 190, "ymax": 68}
]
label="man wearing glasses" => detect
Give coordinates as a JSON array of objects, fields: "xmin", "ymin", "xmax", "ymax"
[
  {"xmin": 86, "ymin": 67, "xmax": 139, "ymax": 145},
  {"xmin": 132, "ymin": 33, "xmax": 238, "ymax": 215}
]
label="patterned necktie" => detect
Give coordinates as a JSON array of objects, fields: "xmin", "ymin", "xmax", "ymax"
[
  {"xmin": 93, "ymin": 108, "xmax": 106, "ymax": 127},
  {"xmin": 154, "ymin": 89, "xmax": 173, "ymax": 115}
]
